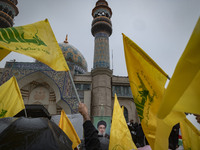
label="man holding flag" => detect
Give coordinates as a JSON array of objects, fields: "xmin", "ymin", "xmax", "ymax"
[{"xmin": 78, "ymin": 102, "xmax": 102, "ymax": 150}]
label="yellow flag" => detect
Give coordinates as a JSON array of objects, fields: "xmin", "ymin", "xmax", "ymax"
[
  {"xmin": 123, "ymin": 33, "xmax": 168, "ymax": 147},
  {"xmin": 157, "ymin": 17, "xmax": 200, "ymax": 119},
  {"xmin": 59, "ymin": 110, "xmax": 81, "ymax": 149},
  {"xmin": 0, "ymin": 76, "xmax": 25, "ymax": 118},
  {"xmin": 109, "ymin": 94, "xmax": 137, "ymax": 150},
  {"xmin": 154, "ymin": 111, "xmax": 185, "ymax": 150},
  {"xmin": 122, "ymin": 105, "xmax": 124, "ymax": 113},
  {"xmin": 0, "ymin": 19, "xmax": 69, "ymax": 72},
  {"xmin": 123, "ymin": 33, "xmax": 186, "ymax": 149},
  {"xmin": 180, "ymin": 118, "xmax": 200, "ymax": 150}
]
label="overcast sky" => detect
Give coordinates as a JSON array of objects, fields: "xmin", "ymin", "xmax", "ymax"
[{"xmin": 0, "ymin": 0, "xmax": 200, "ymax": 128}]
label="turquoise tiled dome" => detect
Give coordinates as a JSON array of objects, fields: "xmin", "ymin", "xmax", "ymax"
[{"xmin": 59, "ymin": 42, "xmax": 88, "ymax": 72}]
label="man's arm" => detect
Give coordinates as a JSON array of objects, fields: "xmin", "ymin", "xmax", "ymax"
[{"xmin": 78, "ymin": 103, "xmax": 101, "ymax": 150}]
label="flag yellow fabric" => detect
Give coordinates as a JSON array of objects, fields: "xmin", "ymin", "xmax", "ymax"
[
  {"xmin": 123, "ymin": 33, "xmax": 168, "ymax": 148},
  {"xmin": 157, "ymin": 17, "xmax": 200, "ymax": 119},
  {"xmin": 59, "ymin": 110, "xmax": 81, "ymax": 149},
  {"xmin": 180, "ymin": 118, "xmax": 200, "ymax": 150},
  {"xmin": 109, "ymin": 94, "xmax": 137, "ymax": 150},
  {"xmin": 0, "ymin": 19, "xmax": 69, "ymax": 72},
  {"xmin": 174, "ymin": 70, "xmax": 200, "ymax": 113},
  {"xmin": 122, "ymin": 33, "xmax": 186, "ymax": 149},
  {"xmin": 122, "ymin": 105, "xmax": 124, "ymax": 113},
  {"xmin": 0, "ymin": 76, "xmax": 25, "ymax": 118},
  {"xmin": 154, "ymin": 111, "xmax": 185, "ymax": 150}
]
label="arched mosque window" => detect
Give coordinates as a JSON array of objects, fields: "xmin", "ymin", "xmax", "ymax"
[{"xmin": 121, "ymin": 106, "xmax": 129, "ymax": 122}]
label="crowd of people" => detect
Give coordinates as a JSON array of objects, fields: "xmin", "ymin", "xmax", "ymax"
[
  {"xmin": 127, "ymin": 120, "xmax": 180, "ymax": 150},
  {"xmin": 127, "ymin": 120, "xmax": 148, "ymax": 148},
  {"xmin": 78, "ymin": 102, "xmax": 180, "ymax": 150}
]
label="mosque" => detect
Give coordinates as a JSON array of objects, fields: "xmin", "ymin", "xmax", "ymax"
[{"xmin": 0, "ymin": 0, "xmax": 140, "ymax": 124}]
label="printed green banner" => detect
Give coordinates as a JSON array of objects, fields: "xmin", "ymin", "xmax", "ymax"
[{"xmin": 0, "ymin": 19, "xmax": 69, "ymax": 72}]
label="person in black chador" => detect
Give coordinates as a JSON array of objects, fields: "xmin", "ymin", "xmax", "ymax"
[
  {"xmin": 136, "ymin": 123, "xmax": 145, "ymax": 147},
  {"xmin": 169, "ymin": 123, "xmax": 180, "ymax": 150},
  {"xmin": 127, "ymin": 120, "xmax": 137, "ymax": 144}
]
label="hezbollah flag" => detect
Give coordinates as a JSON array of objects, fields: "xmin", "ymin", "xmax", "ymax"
[
  {"xmin": 123, "ymin": 33, "xmax": 168, "ymax": 147},
  {"xmin": 109, "ymin": 94, "xmax": 137, "ymax": 150},
  {"xmin": 59, "ymin": 110, "xmax": 81, "ymax": 149},
  {"xmin": 123, "ymin": 33, "xmax": 186, "ymax": 149},
  {"xmin": 0, "ymin": 76, "xmax": 25, "ymax": 118},
  {"xmin": 180, "ymin": 118, "xmax": 200, "ymax": 150},
  {"xmin": 157, "ymin": 17, "xmax": 200, "ymax": 119},
  {"xmin": 0, "ymin": 19, "xmax": 69, "ymax": 72}
]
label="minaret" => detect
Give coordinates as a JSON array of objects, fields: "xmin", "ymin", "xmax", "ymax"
[
  {"xmin": 91, "ymin": 0, "xmax": 112, "ymax": 69},
  {"xmin": 0, "ymin": 0, "xmax": 19, "ymax": 28},
  {"xmin": 91, "ymin": 0, "xmax": 113, "ymax": 117}
]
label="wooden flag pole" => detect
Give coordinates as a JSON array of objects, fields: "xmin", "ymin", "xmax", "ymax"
[
  {"xmin": 68, "ymin": 70, "xmax": 81, "ymax": 103},
  {"xmin": 24, "ymin": 106, "xmax": 28, "ymax": 117}
]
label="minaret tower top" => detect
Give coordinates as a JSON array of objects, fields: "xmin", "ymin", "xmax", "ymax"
[
  {"xmin": 91, "ymin": 0, "xmax": 112, "ymax": 69},
  {"xmin": 0, "ymin": 0, "xmax": 19, "ymax": 28},
  {"xmin": 91, "ymin": 0, "xmax": 112, "ymax": 36}
]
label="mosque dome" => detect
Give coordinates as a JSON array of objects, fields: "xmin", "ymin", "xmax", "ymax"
[{"xmin": 59, "ymin": 36, "xmax": 88, "ymax": 74}]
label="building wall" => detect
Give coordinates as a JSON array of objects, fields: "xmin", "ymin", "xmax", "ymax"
[
  {"xmin": 84, "ymin": 90, "xmax": 92, "ymax": 116},
  {"xmin": 74, "ymin": 72, "xmax": 139, "ymax": 123},
  {"xmin": 111, "ymin": 75, "xmax": 140, "ymax": 123},
  {"xmin": 0, "ymin": 62, "xmax": 139, "ymax": 123},
  {"xmin": 117, "ymin": 98, "xmax": 140, "ymax": 123},
  {"xmin": 0, "ymin": 62, "xmax": 78, "ymax": 114},
  {"xmin": 91, "ymin": 68, "xmax": 112, "ymax": 117}
]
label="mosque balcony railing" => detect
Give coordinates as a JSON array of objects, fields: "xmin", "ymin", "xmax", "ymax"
[
  {"xmin": 0, "ymin": 11, "xmax": 13, "ymax": 26},
  {"xmin": 0, "ymin": 0, "xmax": 19, "ymax": 15}
]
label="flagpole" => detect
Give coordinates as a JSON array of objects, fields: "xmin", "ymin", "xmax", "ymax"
[
  {"xmin": 24, "ymin": 106, "xmax": 28, "ymax": 117},
  {"xmin": 68, "ymin": 70, "xmax": 81, "ymax": 103}
]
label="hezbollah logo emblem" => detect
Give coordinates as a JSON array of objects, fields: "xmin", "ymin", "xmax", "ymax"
[{"xmin": 0, "ymin": 103, "xmax": 7, "ymax": 118}]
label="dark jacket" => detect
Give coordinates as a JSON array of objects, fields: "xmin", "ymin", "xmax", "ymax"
[
  {"xmin": 98, "ymin": 135, "xmax": 109, "ymax": 150},
  {"xmin": 83, "ymin": 120, "xmax": 102, "ymax": 150}
]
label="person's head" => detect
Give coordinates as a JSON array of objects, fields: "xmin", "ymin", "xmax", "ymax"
[
  {"xmin": 97, "ymin": 120, "xmax": 107, "ymax": 135},
  {"xmin": 130, "ymin": 119, "xmax": 134, "ymax": 123},
  {"xmin": 130, "ymin": 119, "xmax": 134, "ymax": 125}
]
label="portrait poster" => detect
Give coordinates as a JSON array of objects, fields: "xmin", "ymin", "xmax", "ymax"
[{"xmin": 93, "ymin": 116, "xmax": 111, "ymax": 135}]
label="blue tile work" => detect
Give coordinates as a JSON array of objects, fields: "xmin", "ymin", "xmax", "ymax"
[
  {"xmin": 5, "ymin": 61, "xmax": 52, "ymax": 70},
  {"xmin": 0, "ymin": 62, "xmax": 80, "ymax": 113},
  {"xmin": 59, "ymin": 43, "xmax": 88, "ymax": 72},
  {"xmin": 93, "ymin": 32, "xmax": 110, "ymax": 68}
]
